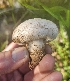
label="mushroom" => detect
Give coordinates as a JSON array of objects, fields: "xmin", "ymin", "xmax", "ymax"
[{"xmin": 12, "ymin": 18, "xmax": 58, "ymax": 69}]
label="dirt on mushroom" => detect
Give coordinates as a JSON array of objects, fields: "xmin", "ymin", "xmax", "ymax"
[{"xmin": 12, "ymin": 18, "xmax": 58, "ymax": 69}]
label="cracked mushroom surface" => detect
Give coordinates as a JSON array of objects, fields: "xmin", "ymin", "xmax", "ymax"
[{"xmin": 12, "ymin": 18, "xmax": 58, "ymax": 69}]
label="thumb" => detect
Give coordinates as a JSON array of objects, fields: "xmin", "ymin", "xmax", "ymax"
[{"xmin": 0, "ymin": 47, "xmax": 29, "ymax": 75}]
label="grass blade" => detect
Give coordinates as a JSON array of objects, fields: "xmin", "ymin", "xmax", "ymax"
[{"xmin": 18, "ymin": 0, "xmax": 38, "ymax": 10}]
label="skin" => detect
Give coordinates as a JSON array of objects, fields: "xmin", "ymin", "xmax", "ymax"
[{"xmin": 0, "ymin": 42, "xmax": 63, "ymax": 81}]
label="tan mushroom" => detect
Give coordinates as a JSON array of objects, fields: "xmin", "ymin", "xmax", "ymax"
[{"xmin": 12, "ymin": 18, "xmax": 58, "ymax": 69}]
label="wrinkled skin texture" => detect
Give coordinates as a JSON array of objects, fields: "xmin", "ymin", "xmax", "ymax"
[{"xmin": 0, "ymin": 42, "xmax": 63, "ymax": 81}]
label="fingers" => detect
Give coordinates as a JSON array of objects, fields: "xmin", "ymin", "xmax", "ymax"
[
  {"xmin": 1, "ymin": 42, "xmax": 52, "ymax": 76},
  {"xmin": 41, "ymin": 71, "xmax": 63, "ymax": 81},
  {"xmin": 32, "ymin": 55, "xmax": 55, "ymax": 81},
  {"xmin": 12, "ymin": 71, "xmax": 23, "ymax": 81},
  {"xmin": 24, "ymin": 54, "xmax": 55, "ymax": 81},
  {"xmin": 0, "ymin": 47, "xmax": 29, "ymax": 75},
  {"xmin": 5, "ymin": 70, "xmax": 23, "ymax": 81},
  {"xmin": 24, "ymin": 55, "xmax": 62, "ymax": 81},
  {"xmin": 34, "ymin": 54, "xmax": 55, "ymax": 74},
  {"xmin": 0, "ymin": 75, "xmax": 7, "ymax": 81},
  {"xmin": 38, "ymin": 54, "xmax": 55, "ymax": 73},
  {"xmin": 18, "ymin": 60, "xmax": 30, "ymax": 75},
  {"xmin": 3, "ymin": 42, "xmax": 19, "ymax": 52}
]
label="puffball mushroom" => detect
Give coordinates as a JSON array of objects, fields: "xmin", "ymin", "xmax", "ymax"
[{"xmin": 12, "ymin": 18, "xmax": 58, "ymax": 69}]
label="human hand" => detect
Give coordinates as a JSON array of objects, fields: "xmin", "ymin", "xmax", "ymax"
[{"xmin": 0, "ymin": 42, "xmax": 62, "ymax": 81}]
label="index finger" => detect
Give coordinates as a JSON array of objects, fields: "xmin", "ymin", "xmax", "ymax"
[{"xmin": 3, "ymin": 42, "xmax": 19, "ymax": 52}]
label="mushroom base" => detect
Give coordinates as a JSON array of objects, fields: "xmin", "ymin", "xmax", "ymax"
[
  {"xmin": 27, "ymin": 40, "xmax": 46, "ymax": 69},
  {"xmin": 29, "ymin": 50, "xmax": 46, "ymax": 69}
]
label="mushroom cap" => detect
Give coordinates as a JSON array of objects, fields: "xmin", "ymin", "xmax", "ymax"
[{"xmin": 12, "ymin": 18, "xmax": 58, "ymax": 44}]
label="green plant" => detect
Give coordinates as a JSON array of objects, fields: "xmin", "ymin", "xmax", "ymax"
[
  {"xmin": 0, "ymin": 0, "xmax": 70, "ymax": 80},
  {"xmin": 0, "ymin": 41, "xmax": 7, "ymax": 51},
  {"xmin": 18, "ymin": 0, "xmax": 70, "ymax": 44},
  {"xmin": 17, "ymin": 0, "xmax": 70, "ymax": 80},
  {"xmin": 51, "ymin": 23, "xmax": 70, "ymax": 81}
]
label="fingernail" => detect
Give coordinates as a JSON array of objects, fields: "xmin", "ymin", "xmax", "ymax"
[{"xmin": 12, "ymin": 47, "xmax": 29, "ymax": 62}]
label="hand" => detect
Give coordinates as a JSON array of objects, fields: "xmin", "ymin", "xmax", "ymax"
[{"xmin": 0, "ymin": 42, "xmax": 62, "ymax": 81}]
